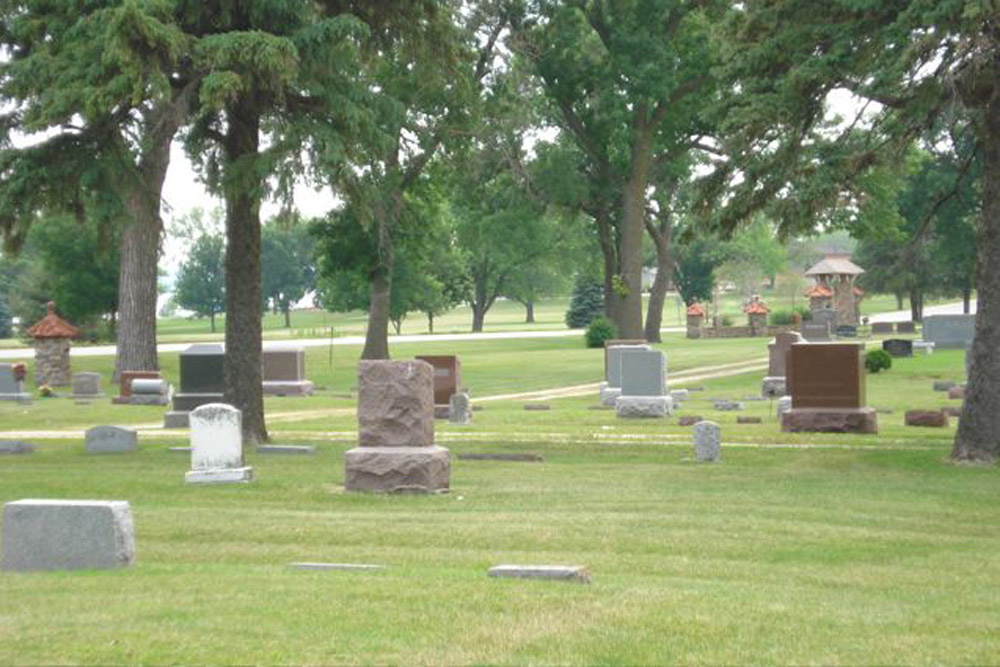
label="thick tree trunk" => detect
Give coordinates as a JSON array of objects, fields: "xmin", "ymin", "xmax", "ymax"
[
  {"xmin": 618, "ymin": 116, "xmax": 653, "ymax": 339},
  {"xmin": 525, "ymin": 301, "xmax": 535, "ymax": 324},
  {"xmin": 596, "ymin": 208, "xmax": 624, "ymax": 327},
  {"xmin": 909, "ymin": 289, "xmax": 923, "ymax": 322},
  {"xmin": 644, "ymin": 218, "xmax": 673, "ymax": 343},
  {"xmin": 895, "ymin": 292, "xmax": 904, "ymax": 310},
  {"xmin": 113, "ymin": 203, "xmax": 161, "ymax": 379},
  {"xmin": 472, "ymin": 306, "xmax": 486, "ymax": 332},
  {"xmin": 471, "ymin": 273, "xmax": 491, "ymax": 333},
  {"xmin": 362, "ymin": 269, "xmax": 392, "ymax": 360},
  {"xmin": 963, "ymin": 286, "xmax": 972, "ymax": 314},
  {"xmin": 223, "ymin": 96, "xmax": 267, "ymax": 445},
  {"xmin": 283, "ymin": 308, "xmax": 291, "ymax": 329},
  {"xmin": 952, "ymin": 93, "xmax": 1000, "ymax": 463}
]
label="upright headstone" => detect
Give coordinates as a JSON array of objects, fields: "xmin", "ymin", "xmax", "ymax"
[
  {"xmin": 185, "ymin": 403, "xmax": 252, "ymax": 484},
  {"xmin": 166, "ymin": 344, "xmax": 226, "ymax": 428},
  {"xmin": 601, "ymin": 343, "xmax": 651, "ymax": 406},
  {"xmin": 871, "ymin": 322, "xmax": 894, "ymax": 335},
  {"xmin": 344, "ymin": 360, "xmax": 449, "ymax": 493},
  {"xmin": 782, "ymin": 343, "xmax": 877, "ymax": 433},
  {"xmin": 262, "ymin": 347, "xmax": 314, "ymax": 396},
  {"xmin": 615, "ymin": 349, "xmax": 672, "ymax": 418},
  {"xmin": 0, "ymin": 363, "xmax": 30, "ymax": 402},
  {"xmin": 693, "ymin": 421, "xmax": 721, "ymax": 463},
  {"xmin": 882, "ymin": 339, "xmax": 913, "ymax": 358},
  {"xmin": 776, "ymin": 396, "xmax": 792, "ymax": 420},
  {"xmin": 922, "ymin": 314, "xmax": 975, "ymax": 350},
  {"xmin": 895, "ymin": 321, "xmax": 916, "ymax": 334},
  {"xmin": 448, "ymin": 391, "xmax": 472, "ymax": 425},
  {"xmin": 85, "ymin": 426, "xmax": 138, "ymax": 454},
  {"xmin": 835, "ymin": 324, "xmax": 858, "ymax": 338},
  {"xmin": 414, "ymin": 355, "xmax": 462, "ymax": 409},
  {"xmin": 1, "ymin": 499, "xmax": 135, "ymax": 572},
  {"xmin": 71, "ymin": 372, "xmax": 103, "ymax": 398},
  {"xmin": 800, "ymin": 321, "xmax": 831, "ymax": 342},
  {"xmin": 762, "ymin": 331, "xmax": 805, "ymax": 397},
  {"xmin": 602, "ymin": 339, "xmax": 647, "ymax": 379}
]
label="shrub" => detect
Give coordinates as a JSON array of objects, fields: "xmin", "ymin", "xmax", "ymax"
[
  {"xmin": 770, "ymin": 306, "xmax": 811, "ymax": 326},
  {"xmin": 865, "ymin": 349, "xmax": 892, "ymax": 374},
  {"xmin": 585, "ymin": 316, "xmax": 618, "ymax": 348},
  {"xmin": 565, "ymin": 277, "xmax": 605, "ymax": 328},
  {"xmin": 720, "ymin": 314, "xmax": 734, "ymax": 327},
  {"xmin": 0, "ymin": 293, "xmax": 12, "ymax": 338}
]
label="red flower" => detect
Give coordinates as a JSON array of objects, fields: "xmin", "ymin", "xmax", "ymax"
[{"xmin": 12, "ymin": 363, "xmax": 26, "ymax": 382}]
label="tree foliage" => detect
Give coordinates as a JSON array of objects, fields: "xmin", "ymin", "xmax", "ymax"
[{"xmin": 174, "ymin": 234, "xmax": 226, "ymax": 333}]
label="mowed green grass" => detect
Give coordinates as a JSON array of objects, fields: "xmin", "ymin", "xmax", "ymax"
[{"xmin": 1, "ymin": 337, "xmax": 998, "ymax": 664}]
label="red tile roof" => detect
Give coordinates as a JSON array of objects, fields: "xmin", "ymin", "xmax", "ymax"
[
  {"xmin": 686, "ymin": 303, "xmax": 706, "ymax": 316},
  {"xmin": 744, "ymin": 301, "xmax": 770, "ymax": 314},
  {"xmin": 804, "ymin": 284, "xmax": 834, "ymax": 298},
  {"xmin": 27, "ymin": 302, "xmax": 80, "ymax": 339}
]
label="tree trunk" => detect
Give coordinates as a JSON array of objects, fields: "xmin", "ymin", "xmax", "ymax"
[
  {"xmin": 472, "ymin": 305, "xmax": 486, "ymax": 332},
  {"xmin": 113, "ymin": 203, "xmax": 161, "ymax": 379},
  {"xmin": 525, "ymin": 301, "xmax": 535, "ymax": 324},
  {"xmin": 471, "ymin": 273, "xmax": 490, "ymax": 333},
  {"xmin": 952, "ymin": 91, "xmax": 1000, "ymax": 463},
  {"xmin": 618, "ymin": 115, "xmax": 653, "ymax": 339},
  {"xmin": 895, "ymin": 292, "xmax": 904, "ymax": 310},
  {"xmin": 427, "ymin": 312, "xmax": 434, "ymax": 334},
  {"xmin": 909, "ymin": 289, "xmax": 923, "ymax": 322},
  {"xmin": 210, "ymin": 313, "xmax": 216, "ymax": 333},
  {"xmin": 644, "ymin": 217, "xmax": 673, "ymax": 343},
  {"xmin": 963, "ymin": 286, "xmax": 972, "ymax": 314},
  {"xmin": 222, "ymin": 95, "xmax": 267, "ymax": 445},
  {"xmin": 283, "ymin": 308, "xmax": 291, "ymax": 329},
  {"xmin": 363, "ymin": 269, "xmax": 392, "ymax": 359},
  {"xmin": 596, "ymin": 207, "xmax": 624, "ymax": 327}
]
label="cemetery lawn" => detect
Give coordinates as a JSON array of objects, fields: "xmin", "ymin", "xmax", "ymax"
[{"xmin": 1, "ymin": 336, "xmax": 998, "ymax": 664}]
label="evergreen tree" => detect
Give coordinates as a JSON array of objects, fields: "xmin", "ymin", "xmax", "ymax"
[{"xmin": 565, "ymin": 277, "xmax": 604, "ymax": 329}]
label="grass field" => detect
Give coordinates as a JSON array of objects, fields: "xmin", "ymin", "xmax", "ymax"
[{"xmin": 1, "ymin": 334, "xmax": 997, "ymax": 664}]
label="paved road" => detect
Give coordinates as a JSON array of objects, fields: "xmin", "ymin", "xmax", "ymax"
[
  {"xmin": 868, "ymin": 300, "xmax": 976, "ymax": 324},
  {"xmin": 0, "ymin": 327, "xmax": 685, "ymax": 360}
]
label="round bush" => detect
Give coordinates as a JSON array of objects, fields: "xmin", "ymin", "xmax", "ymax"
[
  {"xmin": 585, "ymin": 316, "xmax": 618, "ymax": 349},
  {"xmin": 865, "ymin": 349, "xmax": 893, "ymax": 373}
]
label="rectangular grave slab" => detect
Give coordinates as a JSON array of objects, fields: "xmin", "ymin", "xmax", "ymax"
[
  {"xmin": 113, "ymin": 370, "xmax": 163, "ymax": 404},
  {"xmin": 786, "ymin": 343, "xmax": 865, "ymax": 409},
  {"xmin": 414, "ymin": 355, "xmax": 461, "ymax": 406},
  {"xmin": 800, "ymin": 322, "xmax": 831, "ymax": 341},
  {"xmin": 1, "ymin": 499, "xmax": 135, "ymax": 572},
  {"xmin": 179, "ymin": 343, "xmax": 225, "ymax": 394},
  {"xmin": 896, "ymin": 321, "xmax": 916, "ymax": 334},
  {"xmin": 0, "ymin": 440, "xmax": 34, "ymax": 455},
  {"xmin": 882, "ymin": 339, "xmax": 913, "ymax": 358},
  {"xmin": 85, "ymin": 426, "xmax": 137, "ymax": 454},
  {"xmin": 288, "ymin": 562, "xmax": 385, "ymax": 572},
  {"xmin": 871, "ymin": 322, "xmax": 894, "ymax": 335},
  {"xmin": 457, "ymin": 453, "xmax": 543, "ymax": 462},
  {"xmin": 603, "ymin": 339, "xmax": 647, "ymax": 380},
  {"xmin": 487, "ymin": 564, "xmax": 590, "ymax": 583},
  {"xmin": 262, "ymin": 347, "xmax": 314, "ymax": 396},
  {"xmin": 922, "ymin": 314, "xmax": 975, "ymax": 350},
  {"xmin": 619, "ymin": 349, "xmax": 666, "ymax": 397},
  {"xmin": 256, "ymin": 445, "xmax": 316, "ymax": 455},
  {"xmin": 71, "ymin": 372, "xmax": 103, "ymax": 397}
]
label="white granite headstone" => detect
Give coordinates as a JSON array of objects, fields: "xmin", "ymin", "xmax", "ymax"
[{"xmin": 185, "ymin": 403, "xmax": 252, "ymax": 484}]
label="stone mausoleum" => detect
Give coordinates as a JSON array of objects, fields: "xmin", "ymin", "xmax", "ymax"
[
  {"xmin": 27, "ymin": 301, "xmax": 79, "ymax": 387},
  {"xmin": 804, "ymin": 253, "xmax": 865, "ymax": 327}
]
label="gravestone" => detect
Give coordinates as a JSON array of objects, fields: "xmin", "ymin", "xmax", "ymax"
[
  {"xmin": 905, "ymin": 410, "xmax": 948, "ymax": 427},
  {"xmin": 800, "ymin": 322, "xmax": 831, "ymax": 342},
  {"xmin": 913, "ymin": 341, "xmax": 935, "ymax": 355},
  {"xmin": 166, "ymin": 344, "xmax": 225, "ymax": 427},
  {"xmin": 693, "ymin": 421, "xmax": 721, "ymax": 462},
  {"xmin": 602, "ymin": 339, "xmax": 647, "ymax": 380},
  {"xmin": 71, "ymin": 372, "xmax": 103, "ymax": 398},
  {"xmin": 895, "ymin": 321, "xmax": 916, "ymax": 334},
  {"xmin": 933, "ymin": 380, "xmax": 956, "ymax": 392},
  {"xmin": 615, "ymin": 349, "xmax": 671, "ymax": 418},
  {"xmin": 762, "ymin": 331, "xmax": 805, "ymax": 397},
  {"xmin": 737, "ymin": 416, "xmax": 762, "ymax": 424},
  {"xmin": 0, "ymin": 363, "xmax": 29, "ymax": 402},
  {"xmin": 113, "ymin": 371, "xmax": 165, "ymax": 404},
  {"xmin": 882, "ymin": 339, "xmax": 913, "ymax": 358},
  {"xmin": 1, "ymin": 499, "xmax": 135, "ymax": 572},
  {"xmin": 776, "ymin": 396, "xmax": 792, "ymax": 420},
  {"xmin": 345, "ymin": 360, "xmax": 449, "ymax": 493},
  {"xmin": 678, "ymin": 416, "xmax": 704, "ymax": 426},
  {"xmin": 601, "ymin": 343, "xmax": 651, "ymax": 406},
  {"xmin": 128, "ymin": 378, "xmax": 170, "ymax": 405},
  {"xmin": 85, "ymin": 426, "xmax": 137, "ymax": 454},
  {"xmin": 670, "ymin": 389, "xmax": 688, "ymax": 405},
  {"xmin": 262, "ymin": 347, "xmax": 314, "ymax": 396},
  {"xmin": 185, "ymin": 403, "xmax": 252, "ymax": 484},
  {"xmin": 449, "ymin": 391, "xmax": 472, "ymax": 425},
  {"xmin": 414, "ymin": 355, "xmax": 461, "ymax": 407},
  {"xmin": 871, "ymin": 322, "xmax": 894, "ymax": 335},
  {"xmin": 835, "ymin": 324, "xmax": 858, "ymax": 338},
  {"xmin": 948, "ymin": 386, "xmax": 965, "ymax": 400},
  {"xmin": 782, "ymin": 343, "xmax": 877, "ymax": 433},
  {"xmin": 488, "ymin": 564, "xmax": 590, "ymax": 583},
  {"xmin": 0, "ymin": 440, "xmax": 34, "ymax": 455},
  {"xmin": 713, "ymin": 400, "xmax": 743, "ymax": 411},
  {"xmin": 922, "ymin": 314, "xmax": 975, "ymax": 350}
]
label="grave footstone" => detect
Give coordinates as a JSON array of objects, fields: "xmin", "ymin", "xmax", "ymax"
[
  {"xmin": 262, "ymin": 347, "xmax": 314, "ymax": 396},
  {"xmin": 0, "ymin": 363, "xmax": 30, "ymax": 403},
  {"xmin": 0, "ymin": 440, "xmax": 34, "ymax": 455},
  {"xmin": 762, "ymin": 331, "xmax": 805, "ymax": 397},
  {"xmin": 85, "ymin": 426, "xmax": 137, "ymax": 454},
  {"xmin": 933, "ymin": 381, "xmax": 956, "ymax": 392},
  {"xmin": 344, "ymin": 360, "xmax": 449, "ymax": 493},
  {"xmin": 615, "ymin": 349, "xmax": 671, "ymax": 418},
  {"xmin": 256, "ymin": 445, "xmax": 317, "ymax": 455},
  {"xmin": 693, "ymin": 421, "xmax": 721, "ymax": 462},
  {"xmin": 71, "ymin": 372, "xmax": 103, "ymax": 398},
  {"xmin": 781, "ymin": 343, "xmax": 877, "ymax": 434},
  {"xmin": 948, "ymin": 386, "xmax": 966, "ymax": 400},
  {"xmin": 458, "ymin": 453, "xmax": 543, "ymax": 462},
  {"xmin": 185, "ymin": 403, "xmax": 252, "ymax": 484},
  {"xmin": 922, "ymin": 314, "xmax": 975, "ymax": 350},
  {"xmin": 713, "ymin": 400, "xmax": 743, "ymax": 411},
  {"xmin": 737, "ymin": 416, "xmax": 762, "ymax": 424},
  {"xmin": 487, "ymin": 564, "xmax": 590, "ymax": 583},
  {"xmin": 448, "ymin": 391, "xmax": 472, "ymax": 424},
  {"xmin": 905, "ymin": 410, "xmax": 948, "ymax": 427},
  {"xmin": 776, "ymin": 396, "xmax": 792, "ymax": 420},
  {"xmin": 1, "ymin": 499, "xmax": 135, "ymax": 572},
  {"xmin": 882, "ymin": 339, "xmax": 913, "ymax": 358},
  {"xmin": 678, "ymin": 416, "xmax": 704, "ymax": 426}
]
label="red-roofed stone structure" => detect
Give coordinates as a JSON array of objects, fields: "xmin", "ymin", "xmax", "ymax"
[
  {"xmin": 28, "ymin": 302, "xmax": 78, "ymax": 386},
  {"xmin": 804, "ymin": 253, "xmax": 865, "ymax": 326}
]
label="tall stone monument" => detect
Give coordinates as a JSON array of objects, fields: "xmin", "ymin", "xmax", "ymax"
[
  {"xmin": 344, "ymin": 360, "xmax": 449, "ymax": 493},
  {"xmin": 761, "ymin": 331, "xmax": 805, "ymax": 397},
  {"xmin": 165, "ymin": 343, "xmax": 225, "ymax": 428},
  {"xmin": 781, "ymin": 343, "xmax": 877, "ymax": 433},
  {"xmin": 615, "ymin": 349, "xmax": 672, "ymax": 418},
  {"xmin": 600, "ymin": 342, "xmax": 650, "ymax": 406},
  {"xmin": 26, "ymin": 301, "xmax": 79, "ymax": 387}
]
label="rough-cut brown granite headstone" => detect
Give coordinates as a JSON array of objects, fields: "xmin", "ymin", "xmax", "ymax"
[
  {"xmin": 414, "ymin": 355, "xmax": 461, "ymax": 406},
  {"xmin": 782, "ymin": 343, "xmax": 877, "ymax": 433},
  {"xmin": 678, "ymin": 416, "xmax": 704, "ymax": 426},
  {"xmin": 603, "ymin": 339, "xmax": 647, "ymax": 380},
  {"xmin": 357, "ymin": 360, "xmax": 435, "ymax": 447},
  {"xmin": 262, "ymin": 348, "xmax": 305, "ymax": 382},
  {"xmin": 948, "ymin": 386, "xmax": 966, "ymax": 400},
  {"xmin": 905, "ymin": 410, "xmax": 948, "ymax": 427}
]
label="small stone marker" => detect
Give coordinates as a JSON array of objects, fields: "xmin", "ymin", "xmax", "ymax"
[
  {"xmin": 948, "ymin": 386, "xmax": 966, "ymax": 400},
  {"xmin": 487, "ymin": 564, "xmax": 590, "ymax": 583},
  {"xmin": 256, "ymin": 445, "xmax": 316, "ymax": 455},
  {"xmin": 85, "ymin": 426, "xmax": 138, "ymax": 454},
  {"xmin": 168, "ymin": 446, "xmax": 192, "ymax": 453},
  {"xmin": 678, "ymin": 416, "xmax": 703, "ymax": 426},
  {"xmin": 871, "ymin": 322, "xmax": 894, "ymax": 335},
  {"xmin": 0, "ymin": 440, "xmax": 34, "ymax": 455},
  {"xmin": 777, "ymin": 396, "xmax": 792, "ymax": 420},
  {"xmin": 905, "ymin": 410, "xmax": 948, "ymax": 427},
  {"xmin": 524, "ymin": 403, "xmax": 551, "ymax": 411},
  {"xmin": 882, "ymin": 339, "xmax": 913, "ymax": 358},
  {"xmin": 693, "ymin": 421, "xmax": 721, "ymax": 463},
  {"xmin": 896, "ymin": 321, "xmax": 916, "ymax": 334},
  {"xmin": 835, "ymin": 324, "xmax": 858, "ymax": 338},
  {"xmin": 913, "ymin": 341, "xmax": 935, "ymax": 355},
  {"xmin": 458, "ymin": 453, "xmax": 543, "ymax": 462},
  {"xmin": 933, "ymin": 381, "xmax": 956, "ymax": 392},
  {"xmin": 942, "ymin": 406, "xmax": 962, "ymax": 418},
  {"xmin": 1, "ymin": 499, "xmax": 135, "ymax": 572},
  {"xmin": 288, "ymin": 562, "xmax": 385, "ymax": 572},
  {"xmin": 670, "ymin": 389, "xmax": 688, "ymax": 404},
  {"xmin": 186, "ymin": 403, "xmax": 252, "ymax": 484},
  {"xmin": 449, "ymin": 392, "xmax": 472, "ymax": 424},
  {"xmin": 737, "ymin": 416, "xmax": 762, "ymax": 424},
  {"xmin": 71, "ymin": 372, "xmax": 103, "ymax": 398},
  {"xmin": 713, "ymin": 400, "xmax": 743, "ymax": 411},
  {"xmin": 127, "ymin": 378, "xmax": 170, "ymax": 405}
]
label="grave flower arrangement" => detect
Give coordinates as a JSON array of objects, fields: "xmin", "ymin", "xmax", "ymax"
[
  {"xmin": 37, "ymin": 384, "xmax": 53, "ymax": 398},
  {"xmin": 12, "ymin": 363, "xmax": 26, "ymax": 382}
]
